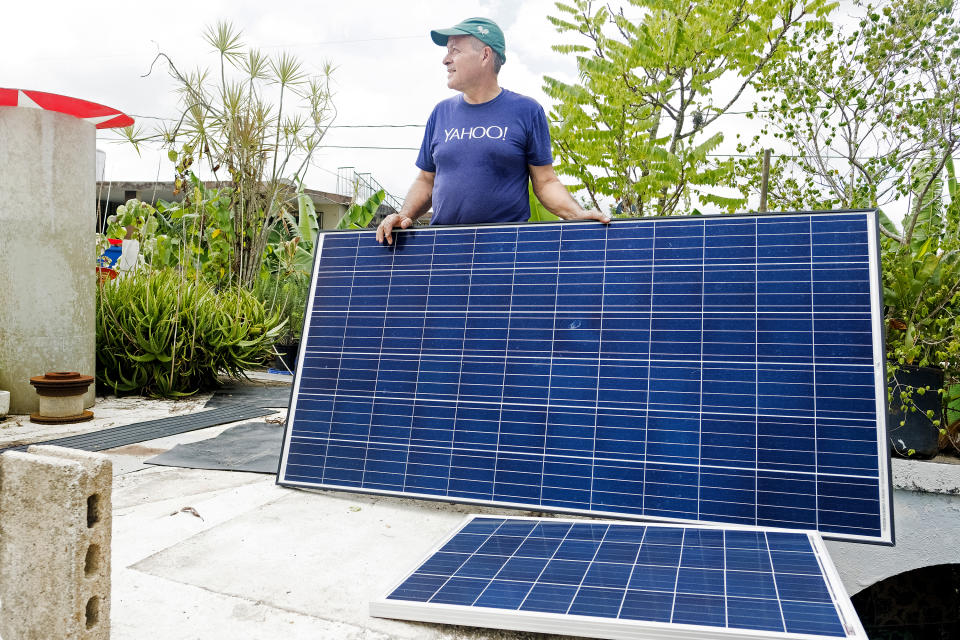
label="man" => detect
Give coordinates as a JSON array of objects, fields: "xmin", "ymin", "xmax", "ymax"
[{"xmin": 376, "ymin": 17, "xmax": 609, "ymax": 245}]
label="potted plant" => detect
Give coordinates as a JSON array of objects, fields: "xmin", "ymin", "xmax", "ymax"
[{"xmin": 882, "ymin": 158, "xmax": 960, "ymax": 457}]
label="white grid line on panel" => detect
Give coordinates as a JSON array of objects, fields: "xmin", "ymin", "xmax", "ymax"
[
  {"xmin": 320, "ymin": 235, "xmax": 361, "ymax": 486},
  {"xmin": 401, "ymin": 232, "xmax": 437, "ymax": 493},
  {"xmin": 491, "ymin": 227, "xmax": 520, "ymax": 502}
]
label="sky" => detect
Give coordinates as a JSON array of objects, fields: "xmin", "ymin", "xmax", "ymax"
[
  {"xmin": 3, "ymin": 0, "xmax": 884, "ymax": 216},
  {"xmin": 1, "ymin": 0, "xmax": 585, "ymax": 203}
]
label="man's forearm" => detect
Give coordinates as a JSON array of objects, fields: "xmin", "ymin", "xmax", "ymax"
[
  {"xmin": 534, "ymin": 178, "xmax": 584, "ymax": 219},
  {"xmin": 398, "ymin": 174, "xmax": 434, "ymax": 221},
  {"xmin": 529, "ymin": 164, "xmax": 610, "ymax": 224},
  {"xmin": 377, "ymin": 171, "xmax": 435, "ymax": 245}
]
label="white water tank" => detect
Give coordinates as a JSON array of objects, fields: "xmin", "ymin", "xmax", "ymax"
[{"xmin": 0, "ymin": 89, "xmax": 132, "ymax": 414}]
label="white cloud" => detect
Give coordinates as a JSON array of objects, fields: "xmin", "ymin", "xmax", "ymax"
[
  {"xmin": 16, "ymin": 0, "xmax": 863, "ymax": 212},
  {"xmin": 3, "ymin": 0, "xmax": 584, "ymax": 200}
]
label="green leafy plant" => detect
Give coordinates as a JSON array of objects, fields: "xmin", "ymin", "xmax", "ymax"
[
  {"xmin": 258, "ymin": 180, "xmax": 320, "ymax": 344},
  {"xmin": 337, "ymin": 189, "xmax": 386, "ymax": 229},
  {"xmin": 882, "ymin": 155, "xmax": 960, "ymax": 453},
  {"xmin": 129, "ymin": 21, "xmax": 336, "ymax": 289},
  {"xmin": 543, "ymin": 0, "xmax": 833, "ymax": 215},
  {"xmin": 255, "ymin": 270, "xmax": 309, "ymax": 347},
  {"xmin": 736, "ymin": 0, "xmax": 960, "ymax": 218},
  {"xmin": 96, "ymin": 270, "xmax": 284, "ymax": 397},
  {"xmin": 103, "ymin": 181, "xmax": 237, "ymax": 284}
]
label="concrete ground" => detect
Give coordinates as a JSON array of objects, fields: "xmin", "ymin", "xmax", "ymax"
[
  {"xmin": 0, "ymin": 375, "xmax": 564, "ymax": 640},
  {"xmin": 6, "ymin": 374, "xmax": 959, "ymax": 639}
]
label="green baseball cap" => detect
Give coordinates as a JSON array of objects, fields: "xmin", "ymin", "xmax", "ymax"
[{"xmin": 431, "ymin": 17, "xmax": 506, "ymax": 63}]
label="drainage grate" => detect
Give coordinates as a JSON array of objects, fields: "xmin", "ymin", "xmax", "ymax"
[
  {"xmin": 204, "ymin": 383, "xmax": 292, "ymax": 409},
  {"xmin": 0, "ymin": 405, "xmax": 274, "ymax": 453}
]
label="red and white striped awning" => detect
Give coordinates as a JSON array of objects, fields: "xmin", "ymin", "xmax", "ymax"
[{"xmin": 0, "ymin": 88, "xmax": 133, "ymax": 129}]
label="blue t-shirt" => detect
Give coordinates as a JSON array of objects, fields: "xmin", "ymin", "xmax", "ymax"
[{"xmin": 416, "ymin": 89, "xmax": 553, "ymax": 225}]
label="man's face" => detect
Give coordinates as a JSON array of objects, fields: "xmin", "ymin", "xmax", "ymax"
[{"xmin": 443, "ymin": 35, "xmax": 486, "ymax": 92}]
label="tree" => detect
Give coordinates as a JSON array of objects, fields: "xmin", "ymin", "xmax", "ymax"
[
  {"xmin": 734, "ymin": 0, "xmax": 960, "ymax": 452},
  {"xmin": 543, "ymin": 0, "xmax": 834, "ymax": 216},
  {"xmin": 138, "ymin": 22, "xmax": 336, "ymax": 288},
  {"xmin": 735, "ymin": 0, "xmax": 960, "ymax": 247}
]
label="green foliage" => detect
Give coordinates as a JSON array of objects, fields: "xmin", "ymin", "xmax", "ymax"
[
  {"xmin": 338, "ymin": 189, "xmax": 386, "ymax": 229},
  {"xmin": 544, "ymin": 0, "xmax": 833, "ymax": 216},
  {"xmin": 883, "ymin": 154, "xmax": 960, "ymax": 451},
  {"xmin": 729, "ymin": 0, "xmax": 960, "ymax": 452},
  {"xmin": 135, "ymin": 21, "xmax": 336, "ymax": 289},
  {"xmin": 103, "ymin": 182, "xmax": 236, "ymax": 287},
  {"xmin": 255, "ymin": 270, "xmax": 309, "ymax": 345},
  {"xmin": 256, "ymin": 180, "xmax": 319, "ymax": 343},
  {"xmin": 96, "ymin": 270, "xmax": 284, "ymax": 397},
  {"xmin": 884, "ymin": 238, "xmax": 960, "ymax": 366},
  {"xmin": 736, "ymin": 0, "xmax": 960, "ymax": 220}
]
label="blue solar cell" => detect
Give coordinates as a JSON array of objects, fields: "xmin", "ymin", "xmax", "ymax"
[
  {"xmin": 554, "ymin": 539, "xmax": 601, "ymax": 561},
  {"xmin": 375, "ymin": 516, "xmax": 863, "ymax": 638},
  {"xmin": 475, "ymin": 579, "xmax": 532, "ymax": 610},
  {"xmin": 419, "ymin": 551, "xmax": 468, "ymax": 575},
  {"xmin": 387, "ymin": 572, "xmax": 448, "ymax": 601},
  {"xmin": 781, "ymin": 601, "xmax": 848, "ymax": 637},
  {"xmin": 568, "ymin": 586, "xmax": 624, "ymax": 617},
  {"xmin": 676, "ymin": 567, "xmax": 725, "ymax": 595},
  {"xmin": 635, "ymin": 543, "xmax": 682, "ymax": 566},
  {"xmin": 628, "ymin": 564, "xmax": 679, "ymax": 591},
  {"xmin": 281, "ymin": 212, "xmax": 892, "ymax": 543},
  {"xmin": 727, "ymin": 569, "xmax": 778, "ymax": 599},
  {"xmin": 593, "ymin": 541, "xmax": 640, "ymax": 564},
  {"xmin": 582, "ymin": 562, "xmax": 633, "ymax": 590},
  {"xmin": 430, "ymin": 576, "xmax": 488, "ymax": 605},
  {"xmin": 727, "ymin": 596, "xmax": 786, "ymax": 632},
  {"xmin": 673, "ymin": 593, "xmax": 726, "ymax": 626},
  {"xmin": 619, "ymin": 589, "xmax": 674, "ymax": 623},
  {"xmin": 539, "ymin": 559, "xmax": 591, "ymax": 585},
  {"xmin": 520, "ymin": 582, "xmax": 578, "ymax": 613},
  {"xmin": 455, "ymin": 554, "xmax": 509, "ymax": 579},
  {"xmin": 498, "ymin": 556, "xmax": 549, "ymax": 582}
]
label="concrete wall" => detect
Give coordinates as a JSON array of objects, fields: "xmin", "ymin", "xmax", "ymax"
[
  {"xmin": 827, "ymin": 457, "xmax": 960, "ymax": 596},
  {"xmin": 316, "ymin": 201, "xmax": 348, "ymax": 230},
  {"xmin": 0, "ymin": 108, "xmax": 96, "ymax": 413}
]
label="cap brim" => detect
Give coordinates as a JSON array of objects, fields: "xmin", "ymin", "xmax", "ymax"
[{"xmin": 430, "ymin": 27, "xmax": 470, "ymax": 47}]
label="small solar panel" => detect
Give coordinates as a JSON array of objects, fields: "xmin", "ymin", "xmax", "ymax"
[
  {"xmin": 370, "ymin": 515, "xmax": 867, "ymax": 640},
  {"xmin": 278, "ymin": 212, "xmax": 893, "ymax": 543}
]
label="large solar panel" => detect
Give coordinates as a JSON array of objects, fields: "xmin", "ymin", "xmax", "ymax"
[
  {"xmin": 278, "ymin": 211, "xmax": 893, "ymax": 543},
  {"xmin": 370, "ymin": 515, "xmax": 867, "ymax": 640}
]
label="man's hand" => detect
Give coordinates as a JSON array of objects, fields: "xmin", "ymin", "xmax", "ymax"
[
  {"xmin": 565, "ymin": 208, "xmax": 612, "ymax": 224},
  {"xmin": 376, "ymin": 213, "xmax": 415, "ymax": 246},
  {"xmin": 376, "ymin": 170, "xmax": 434, "ymax": 245}
]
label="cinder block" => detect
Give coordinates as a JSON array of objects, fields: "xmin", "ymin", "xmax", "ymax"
[{"xmin": 0, "ymin": 445, "xmax": 112, "ymax": 640}]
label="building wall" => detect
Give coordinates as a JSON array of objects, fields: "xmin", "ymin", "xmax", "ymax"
[{"xmin": 827, "ymin": 458, "xmax": 960, "ymax": 596}]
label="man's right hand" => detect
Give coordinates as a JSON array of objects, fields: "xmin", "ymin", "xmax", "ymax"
[{"xmin": 376, "ymin": 213, "xmax": 415, "ymax": 245}]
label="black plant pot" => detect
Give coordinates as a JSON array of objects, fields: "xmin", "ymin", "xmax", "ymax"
[
  {"xmin": 888, "ymin": 364, "xmax": 944, "ymax": 459},
  {"xmin": 273, "ymin": 340, "xmax": 301, "ymax": 373}
]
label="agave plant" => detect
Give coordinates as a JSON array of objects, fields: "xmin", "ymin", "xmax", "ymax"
[{"xmin": 96, "ymin": 270, "xmax": 284, "ymax": 397}]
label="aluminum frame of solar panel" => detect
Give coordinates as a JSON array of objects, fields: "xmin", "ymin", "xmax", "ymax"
[
  {"xmin": 278, "ymin": 211, "xmax": 893, "ymax": 543},
  {"xmin": 370, "ymin": 514, "xmax": 867, "ymax": 640}
]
